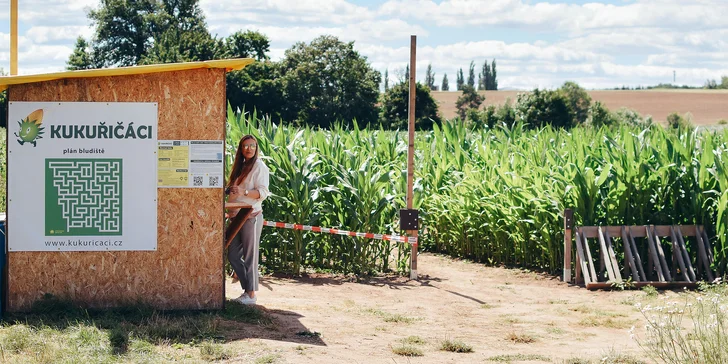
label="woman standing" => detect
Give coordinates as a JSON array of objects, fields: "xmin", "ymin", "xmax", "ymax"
[{"xmin": 226, "ymin": 135, "xmax": 270, "ymax": 305}]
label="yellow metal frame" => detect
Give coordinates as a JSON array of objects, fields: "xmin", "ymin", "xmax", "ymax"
[
  {"xmin": 0, "ymin": 58, "xmax": 254, "ymax": 92},
  {"xmin": 10, "ymin": 0, "xmax": 18, "ymax": 75}
]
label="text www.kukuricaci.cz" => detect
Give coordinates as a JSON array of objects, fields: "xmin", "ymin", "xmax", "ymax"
[{"xmin": 45, "ymin": 239, "xmax": 123, "ymax": 247}]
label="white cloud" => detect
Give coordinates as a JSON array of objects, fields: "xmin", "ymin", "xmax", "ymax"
[
  {"xmin": 212, "ymin": 19, "xmax": 425, "ymax": 46},
  {"xmin": 0, "ymin": 0, "xmax": 725, "ymax": 90},
  {"xmin": 378, "ymin": 0, "xmax": 727, "ymax": 32},
  {"xmin": 201, "ymin": 0, "xmax": 376, "ymax": 26},
  {"xmin": 25, "ymin": 26, "xmax": 94, "ymax": 44}
]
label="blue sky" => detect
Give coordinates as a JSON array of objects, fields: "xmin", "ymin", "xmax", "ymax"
[{"xmin": 1, "ymin": 0, "xmax": 726, "ymax": 90}]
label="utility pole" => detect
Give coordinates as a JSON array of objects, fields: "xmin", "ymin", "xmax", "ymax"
[{"xmin": 405, "ymin": 35, "xmax": 418, "ymax": 280}]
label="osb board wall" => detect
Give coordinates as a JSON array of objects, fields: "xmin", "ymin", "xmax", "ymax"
[{"xmin": 7, "ymin": 69, "xmax": 226, "ymax": 311}]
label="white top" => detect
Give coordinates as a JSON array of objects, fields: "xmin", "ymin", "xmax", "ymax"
[{"xmin": 229, "ymin": 159, "xmax": 270, "ymax": 213}]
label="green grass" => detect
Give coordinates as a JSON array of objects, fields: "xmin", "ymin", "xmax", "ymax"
[
  {"xmin": 439, "ymin": 338, "xmax": 473, "ymax": 353},
  {"xmin": 362, "ymin": 308, "xmax": 416, "ymax": 324},
  {"xmin": 391, "ymin": 345, "xmax": 424, "ymax": 356},
  {"xmin": 295, "ymin": 330, "xmax": 321, "ymax": 338},
  {"xmin": 255, "ymin": 354, "xmax": 280, "ymax": 364},
  {"xmin": 642, "ymin": 285, "xmax": 658, "ymax": 297},
  {"xmin": 487, "ymin": 353, "xmax": 550, "ymax": 362},
  {"xmin": 400, "ymin": 335, "xmax": 426, "ymax": 345},
  {"xmin": 0, "ymin": 294, "xmax": 274, "ymax": 363}
]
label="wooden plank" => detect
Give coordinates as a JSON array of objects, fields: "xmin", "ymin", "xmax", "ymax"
[
  {"xmin": 224, "ymin": 208, "xmax": 252, "ymax": 250},
  {"xmin": 604, "ymin": 229, "xmax": 623, "ymax": 282},
  {"xmin": 654, "ymin": 225, "xmax": 672, "ymax": 237},
  {"xmin": 586, "ymin": 281, "xmax": 699, "ymax": 290},
  {"xmin": 621, "ymin": 226, "xmax": 641, "ymax": 281},
  {"xmin": 646, "ymin": 226, "xmax": 666, "ymax": 282},
  {"xmin": 581, "ymin": 226, "xmax": 679, "ymax": 238},
  {"xmin": 627, "ymin": 227, "xmax": 647, "ymax": 281},
  {"xmin": 582, "ymin": 230, "xmax": 598, "ymax": 283},
  {"xmin": 580, "ymin": 227, "xmax": 599, "ymax": 239},
  {"xmin": 597, "ymin": 227, "xmax": 618, "ymax": 282},
  {"xmin": 679, "ymin": 225, "xmax": 698, "ymax": 236},
  {"xmin": 651, "ymin": 226, "xmax": 673, "ymax": 281},
  {"xmin": 700, "ymin": 226, "xmax": 714, "ymax": 264},
  {"xmin": 669, "ymin": 226, "xmax": 691, "ymax": 282},
  {"xmin": 675, "ymin": 226, "xmax": 696, "ymax": 282},
  {"xmin": 575, "ymin": 251, "xmax": 583, "ymax": 284},
  {"xmin": 563, "ymin": 210, "xmax": 573, "ymax": 283},
  {"xmin": 628, "ymin": 226, "xmax": 648, "ymax": 238},
  {"xmin": 694, "ymin": 226, "xmax": 715, "ymax": 282},
  {"xmin": 574, "ymin": 230, "xmax": 591, "ymax": 286}
]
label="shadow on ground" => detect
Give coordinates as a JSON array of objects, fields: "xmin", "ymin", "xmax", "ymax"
[{"xmin": 2, "ymin": 294, "xmax": 326, "ymax": 350}]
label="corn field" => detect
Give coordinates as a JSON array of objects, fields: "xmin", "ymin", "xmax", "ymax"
[{"xmin": 226, "ymin": 108, "xmax": 728, "ymax": 277}]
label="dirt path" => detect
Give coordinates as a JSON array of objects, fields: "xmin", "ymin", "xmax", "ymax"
[{"xmin": 225, "ymin": 253, "xmax": 649, "ymax": 363}]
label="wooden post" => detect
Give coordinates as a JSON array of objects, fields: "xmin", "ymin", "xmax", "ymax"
[
  {"xmin": 407, "ymin": 35, "xmax": 418, "ymax": 280},
  {"xmin": 10, "ymin": 0, "xmax": 18, "ymax": 75},
  {"xmin": 563, "ymin": 209, "xmax": 573, "ymax": 283}
]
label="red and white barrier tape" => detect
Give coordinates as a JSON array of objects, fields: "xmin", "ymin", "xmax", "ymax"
[{"xmin": 262, "ymin": 220, "xmax": 417, "ymax": 244}]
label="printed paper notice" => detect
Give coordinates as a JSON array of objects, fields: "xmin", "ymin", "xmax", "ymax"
[{"xmin": 158, "ymin": 140, "xmax": 224, "ymax": 188}]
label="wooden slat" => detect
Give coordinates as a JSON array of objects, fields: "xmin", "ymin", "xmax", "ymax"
[
  {"xmin": 646, "ymin": 226, "xmax": 666, "ymax": 282},
  {"xmin": 651, "ymin": 226, "xmax": 673, "ymax": 281},
  {"xmin": 597, "ymin": 227, "xmax": 618, "ymax": 282},
  {"xmin": 582, "ymin": 229, "xmax": 598, "ymax": 283},
  {"xmin": 679, "ymin": 225, "xmax": 698, "ymax": 236},
  {"xmin": 700, "ymin": 226, "xmax": 714, "ymax": 264},
  {"xmin": 564, "ymin": 228, "xmax": 572, "ymax": 283},
  {"xmin": 581, "ymin": 225, "xmax": 692, "ymax": 238},
  {"xmin": 575, "ymin": 230, "xmax": 591, "ymax": 286},
  {"xmin": 675, "ymin": 226, "xmax": 696, "ymax": 282},
  {"xmin": 586, "ymin": 281, "xmax": 699, "ymax": 290},
  {"xmin": 627, "ymin": 227, "xmax": 647, "ymax": 281},
  {"xmin": 694, "ymin": 226, "xmax": 715, "ymax": 282},
  {"xmin": 621, "ymin": 226, "xmax": 641, "ymax": 281},
  {"xmin": 653, "ymin": 225, "xmax": 672, "ymax": 237},
  {"xmin": 224, "ymin": 208, "xmax": 252, "ymax": 250},
  {"xmin": 669, "ymin": 226, "xmax": 691, "ymax": 282},
  {"xmin": 604, "ymin": 229, "xmax": 623, "ymax": 282}
]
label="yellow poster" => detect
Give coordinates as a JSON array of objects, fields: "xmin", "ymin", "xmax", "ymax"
[
  {"xmin": 157, "ymin": 140, "xmax": 224, "ymax": 188},
  {"xmin": 157, "ymin": 141, "xmax": 189, "ymax": 187}
]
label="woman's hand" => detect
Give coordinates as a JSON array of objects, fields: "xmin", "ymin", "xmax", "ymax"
[{"xmin": 229, "ymin": 186, "xmax": 240, "ymax": 195}]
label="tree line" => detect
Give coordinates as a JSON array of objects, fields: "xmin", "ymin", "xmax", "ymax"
[
  {"xmin": 59, "ymin": 0, "xmax": 450, "ymax": 130},
  {"xmin": 392, "ymin": 59, "xmax": 499, "ymax": 92}
]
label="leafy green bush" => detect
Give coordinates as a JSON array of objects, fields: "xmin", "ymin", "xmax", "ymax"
[
  {"xmin": 588, "ymin": 101, "xmax": 618, "ymax": 127},
  {"xmin": 515, "ymin": 89, "xmax": 572, "ymax": 128},
  {"xmin": 667, "ymin": 112, "xmax": 693, "ymax": 129}
]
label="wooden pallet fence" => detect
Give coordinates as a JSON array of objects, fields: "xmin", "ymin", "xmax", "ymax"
[{"xmin": 564, "ymin": 220, "xmax": 715, "ymax": 290}]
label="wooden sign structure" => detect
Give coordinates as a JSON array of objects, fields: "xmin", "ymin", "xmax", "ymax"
[
  {"xmin": 1, "ymin": 59, "xmax": 253, "ymax": 311},
  {"xmin": 566, "ymin": 220, "xmax": 715, "ymax": 290}
]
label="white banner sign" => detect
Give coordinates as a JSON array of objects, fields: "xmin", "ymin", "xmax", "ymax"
[{"xmin": 8, "ymin": 102, "xmax": 158, "ymax": 251}]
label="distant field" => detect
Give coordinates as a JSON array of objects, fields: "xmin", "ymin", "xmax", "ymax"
[{"xmin": 432, "ymin": 89, "xmax": 728, "ymax": 125}]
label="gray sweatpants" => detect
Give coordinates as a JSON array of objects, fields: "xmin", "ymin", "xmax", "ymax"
[{"xmin": 228, "ymin": 213, "xmax": 263, "ymax": 292}]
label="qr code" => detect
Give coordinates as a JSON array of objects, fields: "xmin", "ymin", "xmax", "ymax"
[
  {"xmin": 193, "ymin": 176, "xmax": 203, "ymax": 186},
  {"xmin": 209, "ymin": 176, "xmax": 220, "ymax": 186}
]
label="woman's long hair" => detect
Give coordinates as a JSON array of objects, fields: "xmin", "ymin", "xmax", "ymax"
[{"xmin": 227, "ymin": 135, "xmax": 259, "ymax": 187}]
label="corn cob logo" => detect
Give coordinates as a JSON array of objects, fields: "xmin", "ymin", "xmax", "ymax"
[{"xmin": 15, "ymin": 109, "xmax": 45, "ymax": 147}]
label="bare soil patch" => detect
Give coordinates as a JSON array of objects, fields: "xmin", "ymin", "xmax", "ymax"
[
  {"xmin": 432, "ymin": 89, "xmax": 728, "ymax": 125},
  {"xmin": 226, "ymin": 253, "xmax": 650, "ymax": 363}
]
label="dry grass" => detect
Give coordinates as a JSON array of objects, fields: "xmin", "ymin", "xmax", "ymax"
[
  {"xmin": 440, "ymin": 338, "xmax": 474, "ymax": 353},
  {"xmin": 391, "ymin": 345, "xmax": 424, "ymax": 357},
  {"xmin": 506, "ymin": 332, "xmax": 537, "ymax": 344}
]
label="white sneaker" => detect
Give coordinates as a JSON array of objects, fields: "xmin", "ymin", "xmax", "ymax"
[{"xmin": 234, "ymin": 293, "xmax": 257, "ymax": 305}]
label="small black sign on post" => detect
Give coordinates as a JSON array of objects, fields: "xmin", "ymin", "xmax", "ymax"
[{"xmin": 400, "ymin": 209, "xmax": 419, "ymax": 231}]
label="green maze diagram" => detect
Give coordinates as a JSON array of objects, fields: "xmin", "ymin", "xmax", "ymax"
[{"xmin": 45, "ymin": 159, "xmax": 122, "ymax": 236}]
